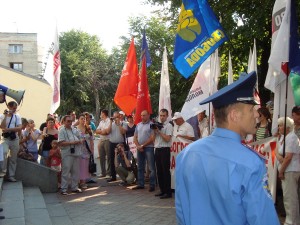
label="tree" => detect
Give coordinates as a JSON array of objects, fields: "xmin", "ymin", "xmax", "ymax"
[
  {"xmin": 59, "ymin": 30, "xmax": 117, "ymax": 121},
  {"xmin": 146, "ymin": 0, "xmax": 300, "ymax": 105}
]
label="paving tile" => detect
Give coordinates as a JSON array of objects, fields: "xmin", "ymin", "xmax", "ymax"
[
  {"xmin": 1, "ymin": 189, "xmax": 23, "ymax": 202},
  {"xmin": 50, "ymin": 216, "xmax": 73, "ymax": 225},
  {"xmin": 2, "ymin": 181, "xmax": 22, "ymax": 190},
  {"xmin": 24, "ymin": 195, "xmax": 46, "ymax": 209},
  {"xmin": 25, "ymin": 208, "xmax": 52, "ymax": 225},
  {"xmin": 0, "ymin": 217, "xmax": 25, "ymax": 225},
  {"xmin": 46, "ymin": 203, "xmax": 67, "ymax": 217},
  {"xmin": 23, "ymin": 187, "xmax": 43, "ymax": 197},
  {"xmin": 0, "ymin": 200, "xmax": 24, "ymax": 219}
]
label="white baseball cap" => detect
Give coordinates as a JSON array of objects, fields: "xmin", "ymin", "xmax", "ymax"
[{"xmin": 172, "ymin": 112, "xmax": 183, "ymax": 120}]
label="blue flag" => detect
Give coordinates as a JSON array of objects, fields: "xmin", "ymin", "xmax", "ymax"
[
  {"xmin": 140, "ymin": 31, "xmax": 152, "ymax": 67},
  {"xmin": 173, "ymin": 0, "xmax": 228, "ymax": 78}
]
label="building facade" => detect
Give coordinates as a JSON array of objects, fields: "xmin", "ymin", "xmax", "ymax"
[{"xmin": 0, "ymin": 32, "xmax": 42, "ymax": 76}]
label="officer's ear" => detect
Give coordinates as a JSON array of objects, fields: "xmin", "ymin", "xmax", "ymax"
[{"xmin": 228, "ymin": 104, "xmax": 243, "ymax": 124}]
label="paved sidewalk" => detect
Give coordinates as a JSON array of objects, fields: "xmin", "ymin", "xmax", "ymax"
[{"xmin": 54, "ymin": 177, "xmax": 176, "ymax": 225}]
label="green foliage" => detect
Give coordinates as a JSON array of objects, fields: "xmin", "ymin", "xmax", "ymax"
[{"xmin": 58, "ymin": 30, "xmax": 115, "ymax": 119}]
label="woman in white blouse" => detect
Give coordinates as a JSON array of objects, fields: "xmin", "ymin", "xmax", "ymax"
[{"xmin": 275, "ymin": 117, "xmax": 300, "ymax": 225}]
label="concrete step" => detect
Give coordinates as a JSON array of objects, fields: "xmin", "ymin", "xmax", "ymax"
[
  {"xmin": 0, "ymin": 181, "xmax": 64, "ymax": 225},
  {"xmin": 0, "ymin": 181, "xmax": 25, "ymax": 225},
  {"xmin": 23, "ymin": 187, "xmax": 52, "ymax": 225}
]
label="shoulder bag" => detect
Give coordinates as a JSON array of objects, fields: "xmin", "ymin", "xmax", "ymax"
[{"xmin": 84, "ymin": 140, "xmax": 97, "ymax": 174}]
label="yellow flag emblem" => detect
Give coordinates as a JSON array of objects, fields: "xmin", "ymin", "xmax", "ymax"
[{"xmin": 177, "ymin": 4, "xmax": 201, "ymax": 42}]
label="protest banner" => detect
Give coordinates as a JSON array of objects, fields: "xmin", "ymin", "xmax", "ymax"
[{"xmin": 249, "ymin": 137, "xmax": 278, "ymax": 202}]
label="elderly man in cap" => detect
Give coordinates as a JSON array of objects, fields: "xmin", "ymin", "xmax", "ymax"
[
  {"xmin": 172, "ymin": 112, "xmax": 195, "ymax": 143},
  {"xmin": 175, "ymin": 72, "xmax": 280, "ymax": 225}
]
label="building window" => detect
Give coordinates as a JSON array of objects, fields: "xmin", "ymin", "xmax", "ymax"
[
  {"xmin": 9, "ymin": 63, "xmax": 23, "ymax": 72},
  {"xmin": 8, "ymin": 44, "xmax": 23, "ymax": 54}
]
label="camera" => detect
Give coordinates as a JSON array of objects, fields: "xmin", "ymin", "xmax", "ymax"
[
  {"xmin": 70, "ymin": 147, "xmax": 75, "ymax": 154},
  {"xmin": 2, "ymin": 132, "xmax": 17, "ymax": 140},
  {"xmin": 110, "ymin": 117, "xmax": 114, "ymax": 121},
  {"xmin": 150, "ymin": 122, "xmax": 164, "ymax": 130}
]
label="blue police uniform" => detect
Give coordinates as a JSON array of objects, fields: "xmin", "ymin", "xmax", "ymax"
[
  {"xmin": 175, "ymin": 72, "xmax": 280, "ymax": 225},
  {"xmin": 175, "ymin": 128, "xmax": 280, "ymax": 225}
]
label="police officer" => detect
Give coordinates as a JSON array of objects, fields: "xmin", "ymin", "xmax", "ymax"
[{"xmin": 175, "ymin": 72, "xmax": 280, "ymax": 225}]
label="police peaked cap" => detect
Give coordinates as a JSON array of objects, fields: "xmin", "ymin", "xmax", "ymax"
[{"xmin": 200, "ymin": 71, "xmax": 259, "ymax": 108}]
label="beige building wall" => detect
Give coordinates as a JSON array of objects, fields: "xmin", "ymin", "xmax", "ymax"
[
  {"xmin": 0, "ymin": 65, "xmax": 52, "ymax": 129},
  {"xmin": 0, "ymin": 33, "xmax": 39, "ymax": 76}
]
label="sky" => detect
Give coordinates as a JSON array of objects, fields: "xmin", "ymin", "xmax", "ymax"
[{"xmin": 0, "ymin": 0, "xmax": 160, "ymax": 52}]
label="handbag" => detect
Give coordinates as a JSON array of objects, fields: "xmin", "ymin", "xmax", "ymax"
[
  {"xmin": 38, "ymin": 141, "xmax": 44, "ymax": 156},
  {"xmin": 38, "ymin": 128, "xmax": 47, "ymax": 156},
  {"xmin": 85, "ymin": 140, "xmax": 97, "ymax": 174}
]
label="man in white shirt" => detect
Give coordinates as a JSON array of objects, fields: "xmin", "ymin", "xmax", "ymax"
[
  {"xmin": 0, "ymin": 101, "xmax": 22, "ymax": 182},
  {"xmin": 95, "ymin": 109, "xmax": 111, "ymax": 177},
  {"xmin": 172, "ymin": 112, "xmax": 195, "ymax": 143}
]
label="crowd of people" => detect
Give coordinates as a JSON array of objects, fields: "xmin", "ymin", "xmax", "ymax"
[{"xmin": 0, "ymin": 89, "xmax": 299, "ymax": 223}]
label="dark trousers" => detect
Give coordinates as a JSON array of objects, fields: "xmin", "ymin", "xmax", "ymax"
[
  {"xmin": 109, "ymin": 142, "xmax": 119, "ymax": 179},
  {"xmin": 155, "ymin": 147, "xmax": 171, "ymax": 195}
]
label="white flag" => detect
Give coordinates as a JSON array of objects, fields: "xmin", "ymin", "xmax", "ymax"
[
  {"xmin": 228, "ymin": 51, "xmax": 233, "ymax": 85},
  {"xmin": 43, "ymin": 26, "xmax": 61, "ymax": 114},
  {"xmin": 264, "ymin": 0, "xmax": 294, "ymax": 132},
  {"xmin": 181, "ymin": 57, "xmax": 211, "ymax": 121},
  {"xmin": 159, "ymin": 46, "xmax": 172, "ymax": 121},
  {"xmin": 265, "ymin": 0, "xmax": 289, "ymax": 92},
  {"xmin": 208, "ymin": 50, "xmax": 220, "ymax": 132},
  {"xmin": 249, "ymin": 39, "xmax": 258, "ymax": 90}
]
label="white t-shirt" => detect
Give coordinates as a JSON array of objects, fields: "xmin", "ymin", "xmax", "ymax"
[
  {"xmin": 278, "ymin": 132, "xmax": 300, "ymax": 172},
  {"xmin": 96, "ymin": 117, "xmax": 111, "ymax": 140},
  {"xmin": 173, "ymin": 122, "xmax": 195, "ymax": 143},
  {"xmin": 0, "ymin": 113, "xmax": 21, "ymax": 135}
]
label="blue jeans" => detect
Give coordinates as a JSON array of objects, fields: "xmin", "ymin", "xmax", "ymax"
[{"xmin": 137, "ymin": 147, "xmax": 156, "ymax": 188}]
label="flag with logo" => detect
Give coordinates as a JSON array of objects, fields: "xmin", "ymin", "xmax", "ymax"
[
  {"xmin": 43, "ymin": 26, "xmax": 61, "ymax": 114},
  {"xmin": 134, "ymin": 32, "xmax": 152, "ymax": 124},
  {"xmin": 173, "ymin": 0, "xmax": 228, "ymax": 78},
  {"xmin": 181, "ymin": 56, "xmax": 211, "ymax": 121},
  {"xmin": 159, "ymin": 46, "xmax": 172, "ymax": 121},
  {"xmin": 264, "ymin": 0, "xmax": 299, "ymax": 131},
  {"xmin": 114, "ymin": 38, "xmax": 139, "ymax": 115}
]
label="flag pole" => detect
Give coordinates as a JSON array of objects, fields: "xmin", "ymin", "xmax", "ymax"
[{"xmin": 282, "ymin": 62, "xmax": 289, "ymax": 158}]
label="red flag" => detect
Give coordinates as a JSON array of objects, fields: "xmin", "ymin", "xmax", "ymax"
[
  {"xmin": 134, "ymin": 57, "xmax": 152, "ymax": 124},
  {"xmin": 114, "ymin": 38, "xmax": 138, "ymax": 115}
]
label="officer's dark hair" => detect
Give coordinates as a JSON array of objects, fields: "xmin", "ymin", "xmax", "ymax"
[
  {"xmin": 214, "ymin": 103, "xmax": 237, "ymax": 127},
  {"xmin": 160, "ymin": 108, "xmax": 169, "ymax": 116},
  {"xmin": 101, "ymin": 109, "xmax": 109, "ymax": 116}
]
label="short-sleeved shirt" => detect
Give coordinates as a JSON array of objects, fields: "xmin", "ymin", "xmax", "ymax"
[
  {"xmin": 58, "ymin": 126, "xmax": 82, "ymax": 157},
  {"xmin": 22, "ymin": 129, "xmax": 41, "ymax": 152},
  {"xmin": 135, "ymin": 120, "xmax": 154, "ymax": 147},
  {"xmin": 0, "ymin": 114, "xmax": 22, "ymax": 136},
  {"xmin": 154, "ymin": 122, "xmax": 173, "ymax": 148},
  {"xmin": 109, "ymin": 122, "xmax": 127, "ymax": 143},
  {"xmin": 173, "ymin": 121, "xmax": 195, "ymax": 143},
  {"xmin": 96, "ymin": 118, "xmax": 111, "ymax": 140},
  {"xmin": 277, "ymin": 132, "xmax": 300, "ymax": 172}
]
